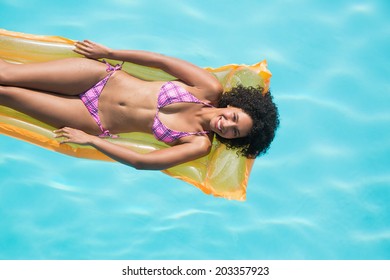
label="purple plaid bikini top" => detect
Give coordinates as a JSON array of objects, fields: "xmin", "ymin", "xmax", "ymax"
[{"xmin": 152, "ymin": 81, "xmax": 213, "ymax": 143}]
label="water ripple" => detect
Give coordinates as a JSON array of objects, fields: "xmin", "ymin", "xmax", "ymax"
[
  {"xmin": 165, "ymin": 209, "xmax": 220, "ymax": 220},
  {"xmin": 352, "ymin": 230, "xmax": 390, "ymax": 242},
  {"xmin": 176, "ymin": 2, "xmax": 208, "ymax": 21},
  {"xmin": 278, "ymin": 94, "xmax": 390, "ymax": 123},
  {"xmin": 348, "ymin": 3, "xmax": 375, "ymax": 14},
  {"xmin": 330, "ymin": 175, "xmax": 390, "ymax": 192},
  {"xmin": 260, "ymin": 217, "xmax": 317, "ymax": 228},
  {"xmin": 45, "ymin": 181, "xmax": 81, "ymax": 193}
]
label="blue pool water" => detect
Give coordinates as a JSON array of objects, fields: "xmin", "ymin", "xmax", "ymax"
[{"xmin": 1, "ymin": 0, "xmax": 389, "ymax": 259}]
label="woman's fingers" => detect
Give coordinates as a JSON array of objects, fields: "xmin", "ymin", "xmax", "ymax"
[
  {"xmin": 54, "ymin": 127, "xmax": 70, "ymax": 143},
  {"xmin": 54, "ymin": 127, "xmax": 93, "ymax": 145},
  {"xmin": 83, "ymin": 39, "xmax": 94, "ymax": 45},
  {"xmin": 73, "ymin": 40, "xmax": 96, "ymax": 57},
  {"xmin": 73, "ymin": 40, "xmax": 111, "ymax": 60},
  {"xmin": 54, "ymin": 127, "xmax": 74, "ymax": 138}
]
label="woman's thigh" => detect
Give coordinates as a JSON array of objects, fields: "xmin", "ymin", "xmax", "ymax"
[
  {"xmin": 0, "ymin": 58, "xmax": 108, "ymax": 95},
  {"xmin": 0, "ymin": 85, "xmax": 102, "ymax": 134}
]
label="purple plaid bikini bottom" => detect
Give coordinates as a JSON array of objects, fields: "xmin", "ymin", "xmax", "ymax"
[{"xmin": 79, "ymin": 60, "xmax": 122, "ymax": 137}]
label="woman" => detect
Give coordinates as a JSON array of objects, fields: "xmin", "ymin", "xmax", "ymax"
[{"xmin": 0, "ymin": 40, "xmax": 279, "ymax": 170}]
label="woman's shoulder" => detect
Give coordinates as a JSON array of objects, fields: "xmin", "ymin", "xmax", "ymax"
[{"xmin": 177, "ymin": 133, "xmax": 213, "ymax": 153}]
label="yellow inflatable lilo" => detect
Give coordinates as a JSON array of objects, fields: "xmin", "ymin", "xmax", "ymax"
[{"xmin": 0, "ymin": 29, "xmax": 271, "ymax": 201}]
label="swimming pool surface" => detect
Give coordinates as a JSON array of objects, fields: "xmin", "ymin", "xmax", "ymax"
[{"xmin": 0, "ymin": 0, "xmax": 389, "ymax": 259}]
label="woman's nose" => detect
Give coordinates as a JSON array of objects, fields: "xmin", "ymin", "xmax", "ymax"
[
  {"xmin": 224, "ymin": 120, "xmax": 232, "ymax": 128},
  {"xmin": 224, "ymin": 118, "xmax": 235, "ymax": 127}
]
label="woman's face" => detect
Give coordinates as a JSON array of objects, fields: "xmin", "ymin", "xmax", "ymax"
[{"xmin": 211, "ymin": 106, "xmax": 253, "ymax": 139}]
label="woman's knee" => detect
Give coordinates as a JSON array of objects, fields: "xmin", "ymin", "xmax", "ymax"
[
  {"xmin": 0, "ymin": 85, "xmax": 10, "ymax": 97},
  {"xmin": 0, "ymin": 61, "xmax": 6, "ymax": 84},
  {"xmin": 0, "ymin": 85, "xmax": 9, "ymax": 104},
  {"xmin": 0, "ymin": 60, "xmax": 13, "ymax": 85},
  {"xmin": 0, "ymin": 86, "xmax": 19, "ymax": 106}
]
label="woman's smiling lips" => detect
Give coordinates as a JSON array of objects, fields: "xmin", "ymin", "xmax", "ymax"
[{"xmin": 216, "ymin": 117, "xmax": 223, "ymax": 133}]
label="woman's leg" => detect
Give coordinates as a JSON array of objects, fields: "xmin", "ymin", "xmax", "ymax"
[
  {"xmin": 0, "ymin": 58, "xmax": 108, "ymax": 95},
  {"xmin": 0, "ymin": 85, "xmax": 101, "ymax": 134}
]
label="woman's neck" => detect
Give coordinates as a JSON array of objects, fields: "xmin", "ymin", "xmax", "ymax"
[{"xmin": 197, "ymin": 106, "xmax": 221, "ymax": 131}]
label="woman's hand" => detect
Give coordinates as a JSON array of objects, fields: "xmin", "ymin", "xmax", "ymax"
[
  {"xmin": 54, "ymin": 127, "xmax": 95, "ymax": 145},
  {"xmin": 73, "ymin": 40, "xmax": 112, "ymax": 59}
]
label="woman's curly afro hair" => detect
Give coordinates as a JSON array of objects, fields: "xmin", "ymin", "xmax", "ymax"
[{"xmin": 217, "ymin": 84, "xmax": 280, "ymax": 158}]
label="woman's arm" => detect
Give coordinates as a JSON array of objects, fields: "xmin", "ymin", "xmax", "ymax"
[
  {"xmin": 74, "ymin": 40, "xmax": 222, "ymax": 94},
  {"xmin": 55, "ymin": 127, "xmax": 211, "ymax": 170}
]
